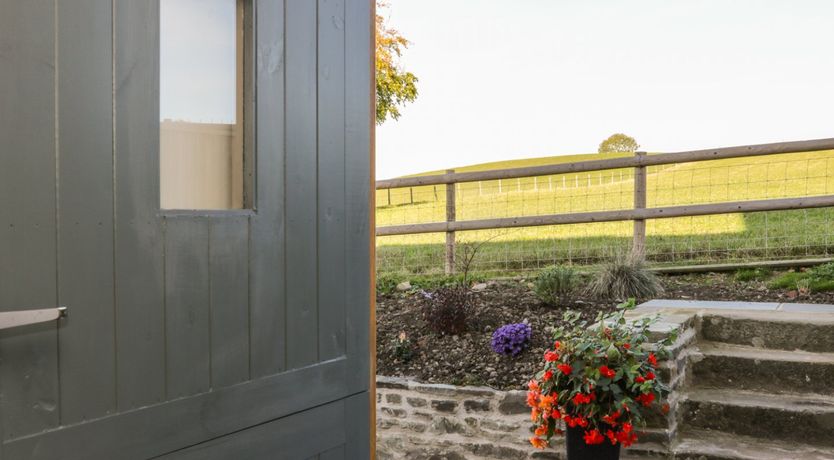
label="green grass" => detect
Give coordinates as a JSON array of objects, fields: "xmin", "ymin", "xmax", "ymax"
[
  {"xmin": 734, "ymin": 267, "xmax": 773, "ymax": 282},
  {"xmin": 377, "ymin": 150, "xmax": 834, "ymax": 275}
]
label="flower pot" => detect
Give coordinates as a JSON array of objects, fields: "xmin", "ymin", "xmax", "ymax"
[{"xmin": 565, "ymin": 425, "xmax": 621, "ymax": 460}]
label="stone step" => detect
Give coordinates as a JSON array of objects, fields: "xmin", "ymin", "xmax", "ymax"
[
  {"xmin": 680, "ymin": 388, "xmax": 834, "ymax": 447},
  {"xmin": 624, "ymin": 429, "xmax": 834, "ymax": 459},
  {"xmin": 692, "ymin": 341, "xmax": 834, "ymax": 394},
  {"xmin": 677, "ymin": 429, "xmax": 834, "ymax": 460},
  {"xmin": 699, "ymin": 311, "xmax": 834, "ymax": 353}
]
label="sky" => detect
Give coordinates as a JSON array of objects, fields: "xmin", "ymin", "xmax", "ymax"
[
  {"xmin": 160, "ymin": 0, "xmax": 237, "ymax": 123},
  {"xmin": 375, "ymin": 0, "xmax": 834, "ymax": 179}
]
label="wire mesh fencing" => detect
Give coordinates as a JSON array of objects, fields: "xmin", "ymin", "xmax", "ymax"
[{"xmin": 376, "ymin": 147, "xmax": 834, "ymax": 277}]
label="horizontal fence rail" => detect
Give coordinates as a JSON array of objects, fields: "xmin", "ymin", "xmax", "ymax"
[
  {"xmin": 376, "ymin": 137, "xmax": 834, "ymax": 189},
  {"xmin": 375, "ymin": 137, "xmax": 834, "ymax": 274}
]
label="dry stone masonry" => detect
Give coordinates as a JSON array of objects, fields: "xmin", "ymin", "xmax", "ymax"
[
  {"xmin": 378, "ymin": 301, "xmax": 834, "ymax": 459},
  {"xmin": 376, "ymin": 376, "xmax": 565, "ymax": 460}
]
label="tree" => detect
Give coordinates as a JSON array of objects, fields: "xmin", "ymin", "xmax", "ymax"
[
  {"xmin": 376, "ymin": 1, "xmax": 418, "ymax": 124},
  {"xmin": 598, "ymin": 133, "xmax": 640, "ymax": 153}
]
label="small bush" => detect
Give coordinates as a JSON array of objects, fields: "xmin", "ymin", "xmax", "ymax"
[
  {"xmin": 768, "ymin": 271, "xmax": 806, "ymax": 290},
  {"xmin": 734, "ymin": 267, "xmax": 772, "ymax": 282},
  {"xmin": 586, "ymin": 254, "xmax": 663, "ymax": 300},
  {"xmin": 808, "ymin": 262, "xmax": 834, "ymax": 282},
  {"xmin": 534, "ymin": 265, "xmax": 580, "ymax": 305},
  {"xmin": 421, "ymin": 286, "xmax": 471, "ymax": 335},
  {"xmin": 390, "ymin": 331, "xmax": 414, "ymax": 362},
  {"xmin": 768, "ymin": 269, "xmax": 834, "ymax": 293},
  {"xmin": 376, "ymin": 272, "xmax": 403, "ymax": 295},
  {"xmin": 490, "ymin": 322, "xmax": 532, "ymax": 356}
]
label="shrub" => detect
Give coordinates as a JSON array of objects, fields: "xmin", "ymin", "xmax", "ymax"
[
  {"xmin": 491, "ymin": 322, "xmax": 533, "ymax": 356},
  {"xmin": 808, "ymin": 262, "xmax": 834, "ymax": 282},
  {"xmin": 391, "ymin": 331, "xmax": 414, "ymax": 362},
  {"xmin": 586, "ymin": 254, "xmax": 662, "ymax": 300},
  {"xmin": 376, "ymin": 272, "xmax": 403, "ymax": 295},
  {"xmin": 528, "ymin": 299, "xmax": 677, "ymax": 450},
  {"xmin": 734, "ymin": 267, "xmax": 771, "ymax": 282},
  {"xmin": 421, "ymin": 286, "xmax": 471, "ymax": 335},
  {"xmin": 768, "ymin": 271, "xmax": 806, "ymax": 290},
  {"xmin": 534, "ymin": 265, "xmax": 580, "ymax": 305},
  {"xmin": 769, "ymin": 269, "xmax": 834, "ymax": 293}
]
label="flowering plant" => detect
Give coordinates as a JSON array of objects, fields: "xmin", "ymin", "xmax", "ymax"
[
  {"xmin": 491, "ymin": 322, "xmax": 533, "ymax": 356},
  {"xmin": 528, "ymin": 299, "xmax": 676, "ymax": 450}
]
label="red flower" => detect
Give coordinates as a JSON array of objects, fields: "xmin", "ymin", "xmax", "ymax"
[
  {"xmin": 544, "ymin": 350, "xmax": 559, "ymax": 362},
  {"xmin": 621, "ymin": 422, "xmax": 633, "ymax": 433},
  {"xmin": 530, "ymin": 437, "xmax": 548, "ymax": 449},
  {"xmin": 599, "ymin": 365, "xmax": 616, "ymax": 378},
  {"xmin": 645, "ymin": 371, "xmax": 656, "ymax": 380},
  {"xmin": 622, "ymin": 343, "xmax": 631, "ymax": 349},
  {"xmin": 557, "ymin": 363, "xmax": 573, "ymax": 375},
  {"xmin": 542, "ymin": 370, "xmax": 553, "ymax": 381},
  {"xmin": 636, "ymin": 392, "xmax": 655, "ymax": 407},
  {"xmin": 648, "ymin": 353, "xmax": 658, "ymax": 366},
  {"xmin": 606, "ymin": 429, "xmax": 618, "ymax": 445},
  {"xmin": 601, "ymin": 410, "xmax": 621, "ymax": 426},
  {"xmin": 553, "ymin": 340, "xmax": 562, "ymax": 349},
  {"xmin": 526, "ymin": 390, "xmax": 539, "ymax": 408},
  {"xmin": 550, "ymin": 408, "xmax": 562, "ymax": 420},
  {"xmin": 564, "ymin": 415, "xmax": 589, "ymax": 428},
  {"xmin": 572, "ymin": 392, "xmax": 595, "ymax": 405},
  {"xmin": 528, "ymin": 379, "xmax": 540, "ymax": 391},
  {"xmin": 583, "ymin": 429, "xmax": 605, "ymax": 445},
  {"xmin": 617, "ymin": 430, "xmax": 638, "ymax": 447},
  {"xmin": 635, "ymin": 376, "xmax": 645, "ymax": 384}
]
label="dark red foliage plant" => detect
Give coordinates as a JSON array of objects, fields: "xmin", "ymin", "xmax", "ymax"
[{"xmin": 420, "ymin": 286, "xmax": 471, "ymax": 335}]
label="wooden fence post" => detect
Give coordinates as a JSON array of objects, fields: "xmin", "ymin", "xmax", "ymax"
[
  {"xmin": 445, "ymin": 169, "xmax": 456, "ymax": 275},
  {"xmin": 633, "ymin": 151, "xmax": 647, "ymax": 259},
  {"xmin": 409, "ymin": 187, "xmax": 414, "ymax": 204}
]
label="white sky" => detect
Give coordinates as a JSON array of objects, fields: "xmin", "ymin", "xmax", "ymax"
[
  {"xmin": 160, "ymin": 0, "xmax": 237, "ymax": 123},
  {"xmin": 375, "ymin": 0, "xmax": 834, "ymax": 179}
]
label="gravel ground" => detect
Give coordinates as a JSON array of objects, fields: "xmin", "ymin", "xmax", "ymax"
[{"xmin": 375, "ymin": 271, "xmax": 834, "ymax": 391}]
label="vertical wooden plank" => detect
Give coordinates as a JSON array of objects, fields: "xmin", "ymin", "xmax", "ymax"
[
  {"xmin": 633, "ymin": 151, "xmax": 647, "ymax": 259},
  {"xmin": 318, "ymin": 0, "xmax": 347, "ymax": 361},
  {"xmin": 344, "ymin": 0, "xmax": 373, "ymax": 395},
  {"xmin": 445, "ymin": 169, "xmax": 457, "ymax": 275},
  {"xmin": 56, "ymin": 0, "xmax": 117, "ymax": 424},
  {"xmin": 319, "ymin": 446, "xmax": 345, "ymax": 460},
  {"xmin": 285, "ymin": 0, "xmax": 319, "ymax": 369},
  {"xmin": 250, "ymin": 0, "xmax": 287, "ymax": 378},
  {"xmin": 165, "ymin": 218, "xmax": 211, "ymax": 398},
  {"xmin": 209, "ymin": 217, "xmax": 250, "ymax": 388},
  {"xmin": 344, "ymin": 392, "xmax": 371, "ymax": 460},
  {"xmin": 114, "ymin": 0, "xmax": 166, "ymax": 410},
  {"xmin": 0, "ymin": 0, "xmax": 60, "ymax": 441}
]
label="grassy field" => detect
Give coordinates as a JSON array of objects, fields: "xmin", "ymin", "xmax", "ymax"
[{"xmin": 376, "ymin": 150, "xmax": 834, "ymax": 276}]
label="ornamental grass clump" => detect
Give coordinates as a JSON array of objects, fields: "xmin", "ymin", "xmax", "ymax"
[
  {"xmin": 587, "ymin": 253, "xmax": 662, "ymax": 300},
  {"xmin": 491, "ymin": 322, "xmax": 533, "ymax": 356},
  {"xmin": 534, "ymin": 265, "xmax": 580, "ymax": 305},
  {"xmin": 527, "ymin": 299, "xmax": 677, "ymax": 451}
]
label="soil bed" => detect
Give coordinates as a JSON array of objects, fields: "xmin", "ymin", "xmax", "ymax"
[{"xmin": 376, "ymin": 272, "xmax": 834, "ymax": 391}]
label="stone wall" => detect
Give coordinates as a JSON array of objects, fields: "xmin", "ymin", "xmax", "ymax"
[{"xmin": 375, "ymin": 376, "xmax": 564, "ymax": 460}]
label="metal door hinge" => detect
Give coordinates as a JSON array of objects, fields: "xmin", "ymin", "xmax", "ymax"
[{"xmin": 0, "ymin": 307, "xmax": 67, "ymax": 331}]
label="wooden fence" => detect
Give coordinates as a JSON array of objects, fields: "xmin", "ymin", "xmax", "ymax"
[{"xmin": 375, "ymin": 138, "xmax": 834, "ymax": 274}]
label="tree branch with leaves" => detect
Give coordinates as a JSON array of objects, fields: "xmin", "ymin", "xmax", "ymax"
[{"xmin": 376, "ymin": 1, "xmax": 418, "ymax": 124}]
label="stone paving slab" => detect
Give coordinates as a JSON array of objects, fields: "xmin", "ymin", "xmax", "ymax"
[
  {"xmin": 638, "ymin": 299, "xmax": 834, "ymax": 314},
  {"xmin": 638, "ymin": 299, "xmax": 781, "ymax": 310},
  {"xmin": 777, "ymin": 302, "xmax": 834, "ymax": 313}
]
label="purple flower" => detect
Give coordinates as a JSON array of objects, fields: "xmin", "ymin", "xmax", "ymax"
[{"xmin": 491, "ymin": 322, "xmax": 532, "ymax": 356}]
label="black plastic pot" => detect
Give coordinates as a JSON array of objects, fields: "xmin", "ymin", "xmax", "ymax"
[{"xmin": 565, "ymin": 424, "xmax": 620, "ymax": 460}]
